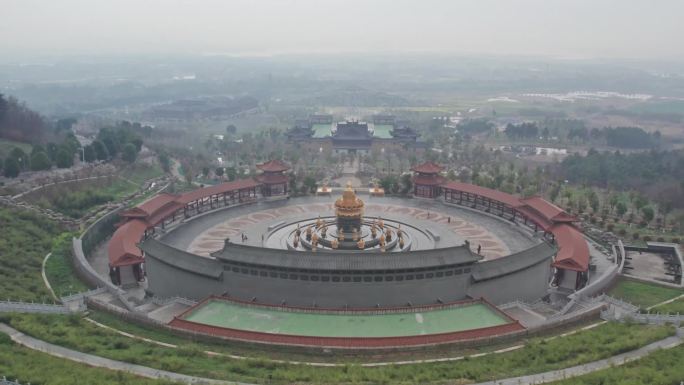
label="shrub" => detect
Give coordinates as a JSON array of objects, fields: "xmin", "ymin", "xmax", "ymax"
[
  {"xmin": 656, "ymin": 237, "xmax": 665, "ymax": 242},
  {"xmin": 671, "ymin": 237, "xmax": 680, "ymax": 244},
  {"xmin": 113, "ymin": 341, "xmax": 129, "ymax": 350},
  {"xmin": 618, "ymin": 228, "xmax": 627, "ymax": 236},
  {"xmin": 643, "ymin": 236, "xmax": 652, "ymax": 242},
  {"xmin": 0, "ymin": 332, "xmax": 12, "ymax": 346},
  {"xmin": 633, "ymin": 232, "xmax": 640, "ymax": 240}
]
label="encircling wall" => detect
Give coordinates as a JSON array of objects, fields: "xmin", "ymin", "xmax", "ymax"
[{"xmin": 467, "ymin": 259, "xmax": 551, "ymax": 304}]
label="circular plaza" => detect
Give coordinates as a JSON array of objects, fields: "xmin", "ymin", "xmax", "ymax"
[{"xmin": 99, "ymin": 161, "xmax": 593, "ymax": 349}]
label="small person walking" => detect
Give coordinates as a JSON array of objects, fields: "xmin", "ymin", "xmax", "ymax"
[{"xmin": 477, "ymin": 244, "xmax": 482, "ymax": 254}]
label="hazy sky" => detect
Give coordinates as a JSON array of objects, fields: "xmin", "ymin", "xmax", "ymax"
[{"xmin": 3, "ymin": 0, "xmax": 683, "ymax": 59}]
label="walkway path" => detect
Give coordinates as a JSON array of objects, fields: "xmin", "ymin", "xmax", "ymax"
[
  {"xmin": 472, "ymin": 329, "xmax": 683, "ymax": 385},
  {"xmin": 0, "ymin": 323, "xmax": 245, "ymax": 385},
  {"xmin": 1, "ymin": 322, "xmax": 682, "ymax": 385}
]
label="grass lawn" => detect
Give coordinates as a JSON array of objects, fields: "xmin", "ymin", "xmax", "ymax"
[
  {"xmin": 0, "ymin": 207, "xmax": 61, "ymax": 302},
  {"xmin": 549, "ymin": 344, "xmax": 684, "ymax": 385},
  {"xmin": 4, "ymin": 313, "xmax": 675, "ymax": 385},
  {"xmin": 120, "ymin": 162, "xmax": 164, "ymax": 185},
  {"xmin": 44, "ymin": 232, "xmax": 89, "ymax": 298},
  {"xmin": 607, "ymin": 277, "xmax": 683, "ymax": 308},
  {"xmin": 0, "ymin": 138, "xmax": 32, "ymax": 159},
  {"xmin": 25, "ymin": 162, "xmax": 164, "ymax": 218},
  {"xmin": 0, "ymin": 331, "xmax": 174, "ymax": 385},
  {"xmin": 651, "ymin": 296, "xmax": 684, "ymax": 315}
]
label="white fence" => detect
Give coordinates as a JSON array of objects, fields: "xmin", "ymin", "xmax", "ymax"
[
  {"xmin": 1, "ymin": 376, "xmax": 26, "ymax": 385},
  {"xmin": 0, "ymin": 300, "xmax": 71, "ymax": 315}
]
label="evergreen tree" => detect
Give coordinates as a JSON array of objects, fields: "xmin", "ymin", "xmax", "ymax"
[
  {"xmin": 55, "ymin": 147, "xmax": 73, "ymax": 168},
  {"xmin": 30, "ymin": 151, "xmax": 51, "ymax": 171},
  {"xmin": 122, "ymin": 143, "xmax": 138, "ymax": 163},
  {"xmin": 3, "ymin": 156, "xmax": 20, "ymax": 178}
]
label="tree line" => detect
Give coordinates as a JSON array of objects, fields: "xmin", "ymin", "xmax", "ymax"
[{"xmin": 3, "ymin": 121, "xmax": 147, "ymax": 178}]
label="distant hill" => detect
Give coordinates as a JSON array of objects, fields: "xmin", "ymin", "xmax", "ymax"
[
  {"xmin": 295, "ymin": 86, "xmax": 415, "ymax": 107},
  {"xmin": 0, "ymin": 94, "xmax": 49, "ymax": 143},
  {"xmin": 141, "ymin": 96, "xmax": 259, "ymax": 121}
]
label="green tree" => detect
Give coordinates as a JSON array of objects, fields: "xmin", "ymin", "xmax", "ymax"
[
  {"xmin": 226, "ymin": 124, "xmax": 237, "ymax": 136},
  {"xmin": 3, "ymin": 156, "xmax": 20, "ymax": 178},
  {"xmin": 400, "ymin": 173, "xmax": 413, "ymax": 195},
  {"xmin": 92, "ymin": 140, "xmax": 108, "ymax": 161},
  {"xmin": 158, "ymin": 152, "xmax": 171, "ymax": 173},
  {"xmin": 641, "ymin": 206, "xmax": 655, "ymax": 223},
  {"xmin": 303, "ymin": 176, "xmax": 317, "ymax": 194},
  {"xmin": 201, "ymin": 166, "xmax": 210, "ymax": 177},
  {"xmin": 616, "ymin": 201, "xmax": 628, "ymax": 219},
  {"xmin": 46, "ymin": 142, "xmax": 58, "ymax": 161},
  {"xmin": 587, "ymin": 190, "xmax": 600, "ymax": 213},
  {"xmin": 226, "ymin": 167, "xmax": 237, "ymax": 182},
  {"xmin": 55, "ymin": 147, "xmax": 73, "ymax": 168},
  {"xmin": 122, "ymin": 143, "xmax": 138, "ymax": 163},
  {"xmin": 634, "ymin": 194, "xmax": 649, "ymax": 211},
  {"xmin": 31, "ymin": 144, "xmax": 45, "ymax": 155},
  {"xmin": 10, "ymin": 147, "xmax": 27, "ymax": 170},
  {"xmin": 83, "ymin": 145, "xmax": 96, "ymax": 163},
  {"xmin": 215, "ymin": 167, "xmax": 224, "ymax": 178},
  {"xmin": 30, "ymin": 151, "xmax": 51, "ymax": 171}
]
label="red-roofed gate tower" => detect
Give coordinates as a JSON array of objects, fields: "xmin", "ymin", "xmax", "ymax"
[
  {"xmin": 411, "ymin": 161, "xmax": 445, "ymax": 198},
  {"xmin": 256, "ymin": 160, "xmax": 291, "ymax": 197}
]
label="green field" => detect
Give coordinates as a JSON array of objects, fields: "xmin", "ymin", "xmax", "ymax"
[
  {"xmin": 183, "ymin": 300, "xmax": 509, "ymax": 337},
  {"xmin": 0, "ymin": 138, "xmax": 32, "ymax": 159},
  {"xmin": 652, "ymin": 296, "xmax": 684, "ymax": 314},
  {"xmin": 608, "ymin": 277, "xmax": 683, "ymax": 308},
  {"xmin": 4, "ymin": 313, "xmax": 675, "ymax": 385},
  {"xmin": 312, "ymin": 123, "xmax": 332, "ymax": 138},
  {"xmin": 372, "ymin": 124, "xmax": 394, "ymax": 139}
]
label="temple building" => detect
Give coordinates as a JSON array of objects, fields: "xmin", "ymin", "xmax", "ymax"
[
  {"xmin": 286, "ymin": 114, "xmax": 424, "ymax": 155},
  {"xmin": 411, "ymin": 161, "xmax": 446, "ymax": 198},
  {"xmin": 255, "ymin": 159, "xmax": 290, "ymax": 197}
]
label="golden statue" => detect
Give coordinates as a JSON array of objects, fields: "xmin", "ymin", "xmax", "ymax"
[
  {"xmin": 379, "ymin": 233, "xmax": 386, "ymax": 246},
  {"xmin": 334, "ymin": 181, "xmax": 364, "ymax": 233},
  {"xmin": 371, "ymin": 224, "xmax": 377, "ymax": 238},
  {"xmin": 399, "ymin": 236, "xmax": 405, "ymax": 249},
  {"xmin": 378, "ymin": 217, "xmax": 384, "ymax": 229},
  {"xmin": 352, "ymin": 228, "xmax": 359, "ymax": 241},
  {"xmin": 305, "ymin": 225, "xmax": 312, "ymax": 241},
  {"xmin": 295, "ymin": 223, "xmax": 301, "ymax": 237},
  {"xmin": 339, "ymin": 229, "xmax": 345, "ymax": 241},
  {"xmin": 331, "ymin": 238, "xmax": 339, "ymax": 249},
  {"xmin": 315, "ymin": 215, "xmax": 323, "ymax": 229},
  {"xmin": 357, "ymin": 238, "xmax": 365, "ymax": 249},
  {"xmin": 397, "ymin": 224, "xmax": 403, "ymax": 239},
  {"xmin": 321, "ymin": 225, "xmax": 327, "ymax": 238},
  {"xmin": 385, "ymin": 228, "xmax": 392, "ymax": 242},
  {"xmin": 293, "ymin": 236, "xmax": 299, "ymax": 248}
]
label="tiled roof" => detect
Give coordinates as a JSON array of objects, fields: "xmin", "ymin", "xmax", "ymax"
[
  {"xmin": 256, "ymin": 160, "xmax": 290, "ymax": 173},
  {"xmin": 411, "ymin": 161, "xmax": 445, "ymax": 174}
]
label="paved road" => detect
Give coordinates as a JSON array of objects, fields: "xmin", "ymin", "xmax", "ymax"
[{"xmin": 1, "ymin": 322, "xmax": 681, "ymax": 385}]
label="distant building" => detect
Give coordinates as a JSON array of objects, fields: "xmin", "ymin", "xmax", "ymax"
[{"xmin": 286, "ymin": 115, "xmax": 424, "ymax": 155}]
